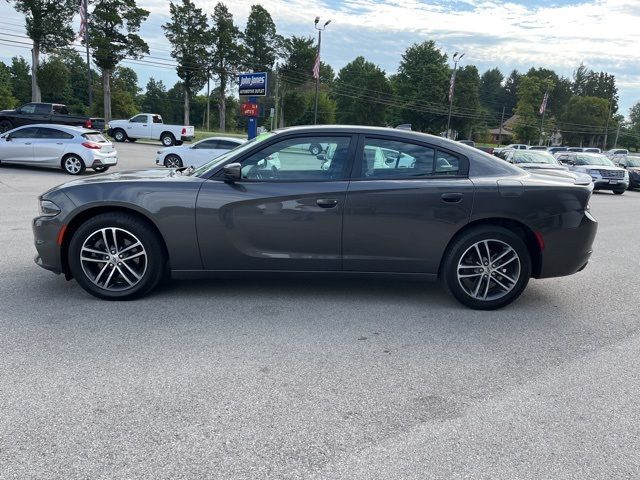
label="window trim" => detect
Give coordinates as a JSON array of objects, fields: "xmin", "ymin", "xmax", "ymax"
[
  {"xmin": 350, "ymin": 134, "xmax": 469, "ymax": 181},
  {"xmin": 209, "ymin": 133, "xmax": 357, "ymax": 183}
]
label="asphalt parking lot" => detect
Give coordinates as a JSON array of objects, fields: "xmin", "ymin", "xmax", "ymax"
[{"xmin": 1, "ymin": 142, "xmax": 640, "ymax": 479}]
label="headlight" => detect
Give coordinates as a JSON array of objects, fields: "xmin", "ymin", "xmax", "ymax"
[
  {"xmin": 588, "ymin": 169, "xmax": 600, "ymax": 176},
  {"xmin": 39, "ymin": 199, "xmax": 61, "ymax": 217}
]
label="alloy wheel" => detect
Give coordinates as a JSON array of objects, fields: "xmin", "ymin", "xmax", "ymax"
[
  {"xmin": 64, "ymin": 156, "xmax": 83, "ymax": 174},
  {"xmin": 165, "ymin": 155, "xmax": 182, "ymax": 168},
  {"xmin": 456, "ymin": 239, "xmax": 521, "ymax": 301},
  {"xmin": 80, "ymin": 227, "xmax": 148, "ymax": 292}
]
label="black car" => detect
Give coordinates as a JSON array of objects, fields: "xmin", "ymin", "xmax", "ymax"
[
  {"xmin": 32, "ymin": 126, "xmax": 597, "ymax": 310},
  {"xmin": 617, "ymin": 156, "xmax": 640, "ymax": 189},
  {"xmin": 0, "ymin": 103, "xmax": 92, "ymax": 133}
]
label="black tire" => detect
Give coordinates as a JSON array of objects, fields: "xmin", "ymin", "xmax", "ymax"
[
  {"xmin": 67, "ymin": 212, "xmax": 166, "ymax": 300},
  {"xmin": 128, "ymin": 138, "xmax": 137, "ymax": 143},
  {"xmin": 309, "ymin": 143, "xmax": 322, "ymax": 155},
  {"xmin": 93, "ymin": 166, "xmax": 110, "ymax": 173},
  {"xmin": 0, "ymin": 119, "xmax": 13, "ymax": 133},
  {"xmin": 613, "ymin": 189, "xmax": 625, "ymax": 195},
  {"xmin": 163, "ymin": 154, "xmax": 183, "ymax": 168},
  {"xmin": 175, "ymin": 140, "xmax": 183, "ymax": 146},
  {"xmin": 441, "ymin": 225, "xmax": 532, "ymax": 310},
  {"xmin": 61, "ymin": 154, "xmax": 86, "ymax": 175},
  {"xmin": 112, "ymin": 129, "xmax": 127, "ymax": 142},
  {"xmin": 161, "ymin": 132, "xmax": 176, "ymax": 147}
]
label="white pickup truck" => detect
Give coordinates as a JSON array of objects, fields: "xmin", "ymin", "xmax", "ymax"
[{"xmin": 107, "ymin": 113, "xmax": 195, "ymax": 146}]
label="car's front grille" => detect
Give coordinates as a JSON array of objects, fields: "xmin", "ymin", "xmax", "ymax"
[{"xmin": 599, "ymin": 170, "xmax": 624, "ymax": 179}]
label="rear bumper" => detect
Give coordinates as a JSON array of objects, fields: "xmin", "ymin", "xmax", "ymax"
[
  {"xmin": 88, "ymin": 150, "xmax": 118, "ymax": 167},
  {"xmin": 536, "ymin": 210, "xmax": 598, "ymax": 278},
  {"xmin": 181, "ymin": 135, "xmax": 194, "ymax": 142}
]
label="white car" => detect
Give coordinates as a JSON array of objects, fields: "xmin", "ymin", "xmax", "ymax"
[
  {"xmin": 156, "ymin": 136, "xmax": 246, "ymax": 168},
  {"xmin": 108, "ymin": 113, "xmax": 195, "ymax": 147},
  {"xmin": 0, "ymin": 124, "xmax": 117, "ymax": 175}
]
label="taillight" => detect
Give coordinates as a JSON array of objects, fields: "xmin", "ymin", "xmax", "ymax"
[
  {"xmin": 84, "ymin": 119, "xmax": 92, "ymax": 128},
  {"xmin": 82, "ymin": 141, "xmax": 101, "ymax": 149},
  {"xmin": 181, "ymin": 127, "xmax": 186, "ymax": 135}
]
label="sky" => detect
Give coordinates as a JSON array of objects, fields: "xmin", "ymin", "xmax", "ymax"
[{"xmin": 1, "ymin": 0, "xmax": 639, "ymax": 120}]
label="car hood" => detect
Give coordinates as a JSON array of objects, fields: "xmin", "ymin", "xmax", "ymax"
[{"xmin": 51, "ymin": 168, "xmax": 201, "ymax": 191}]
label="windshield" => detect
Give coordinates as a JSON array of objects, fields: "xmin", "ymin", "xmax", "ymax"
[
  {"xmin": 513, "ymin": 151, "xmax": 558, "ymax": 164},
  {"xmin": 190, "ymin": 132, "xmax": 274, "ymax": 177},
  {"xmin": 626, "ymin": 158, "xmax": 640, "ymax": 167},
  {"xmin": 575, "ymin": 154, "xmax": 615, "ymax": 166}
]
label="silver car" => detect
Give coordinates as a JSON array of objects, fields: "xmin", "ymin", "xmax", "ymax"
[
  {"xmin": 555, "ymin": 152, "xmax": 629, "ymax": 194},
  {"xmin": 156, "ymin": 136, "xmax": 245, "ymax": 168},
  {"xmin": 0, "ymin": 124, "xmax": 117, "ymax": 175}
]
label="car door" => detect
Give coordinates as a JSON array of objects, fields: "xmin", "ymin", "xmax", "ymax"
[
  {"xmin": 342, "ymin": 135, "xmax": 475, "ymax": 274},
  {"xmin": 126, "ymin": 115, "xmax": 150, "ymax": 138},
  {"xmin": 192, "ymin": 139, "xmax": 223, "ymax": 165},
  {"xmin": 195, "ymin": 134, "xmax": 356, "ymax": 271},
  {"xmin": 0, "ymin": 127, "xmax": 37, "ymax": 163},
  {"xmin": 30, "ymin": 127, "xmax": 74, "ymax": 165}
]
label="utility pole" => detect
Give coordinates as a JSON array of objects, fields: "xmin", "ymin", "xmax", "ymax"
[
  {"xmin": 498, "ymin": 105, "xmax": 505, "ymax": 145},
  {"xmin": 83, "ymin": 0, "xmax": 92, "ymax": 110},
  {"xmin": 614, "ymin": 121, "xmax": 622, "ymax": 149},
  {"xmin": 206, "ymin": 74, "xmax": 210, "ymax": 132},
  {"xmin": 446, "ymin": 52, "xmax": 464, "ymax": 139},
  {"xmin": 313, "ymin": 17, "xmax": 331, "ymax": 125},
  {"xmin": 603, "ymin": 96, "xmax": 613, "ymax": 149},
  {"xmin": 273, "ymin": 64, "xmax": 279, "ymax": 130}
]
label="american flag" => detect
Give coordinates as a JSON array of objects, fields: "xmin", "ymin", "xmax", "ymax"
[
  {"xmin": 79, "ymin": 0, "xmax": 87, "ymax": 38},
  {"xmin": 448, "ymin": 70, "xmax": 457, "ymax": 102},
  {"xmin": 539, "ymin": 91, "xmax": 549, "ymax": 115},
  {"xmin": 312, "ymin": 52, "xmax": 320, "ymax": 80}
]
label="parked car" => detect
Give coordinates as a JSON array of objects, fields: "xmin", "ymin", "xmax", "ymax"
[
  {"xmin": 0, "ymin": 102, "xmax": 93, "ymax": 133},
  {"xmin": 555, "ymin": 152, "xmax": 628, "ymax": 194},
  {"xmin": 107, "ymin": 113, "xmax": 195, "ymax": 146},
  {"xmin": 566, "ymin": 147, "xmax": 584, "ymax": 152},
  {"xmin": 503, "ymin": 150, "xmax": 592, "ymax": 184},
  {"xmin": 33, "ymin": 125, "xmax": 597, "ymax": 310},
  {"xmin": 547, "ymin": 146, "xmax": 568, "ymax": 154},
  {"xmin": 605, "ymin": 148, "xmax": 629, "ymax": 162},
  {"xmin": 583, "ymin": 147, "xmax": 601, "ymax": 153},
  {"xmin": 528, "ymin": 146, "xmax": 548, "ymax": 151},
  {"xmin": 0, "ymin": 124, "xmax": 117, "ymax": 175},
  {"xmin": 156, "ymin": 136, "xmax": 245, "ymax": 168},
  {"xmin": 615, "ymin": 156, "xmax": 640, "ymax": 189},
  {"xmin": 493, "ymin": 143, "xmax": 528, "ymax": 156}
]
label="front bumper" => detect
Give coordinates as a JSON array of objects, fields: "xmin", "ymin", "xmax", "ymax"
[
  {"xmin": 592, "ymin": 178, "xmax": 628, "ymax": 190},
  {"xmin": 33, "ymin": 215, "xmax": 64, "ymax": 274},
  {"xmin": 536, "ymin": 210, "xmax": 598, "ymax": 278}
]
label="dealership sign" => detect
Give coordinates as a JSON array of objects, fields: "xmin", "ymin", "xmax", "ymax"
[
  {"xmin": 238, "ymin": 72, "xmax": 267, "ymax": 96},
  {"xmin": 241, "ymin": 102, "xmax": 259, "ymax": 117}
]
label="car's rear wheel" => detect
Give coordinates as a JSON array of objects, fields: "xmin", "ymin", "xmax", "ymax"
[
  {"xmin": 112, "ymin": 129, "xmax": 127, "ymax": 142},
  {"xmin": 161, "ymin": 133, "xmax": 176, "ymax": 146},
  {"xmin": 164, "ymin": 154, "xmax": 183, "ymax": 168},
  {"xmin": 0, "ymin": 120, "xmax": 13, "ymax": 133},
  {"xmin": 442, "ymin": 226, "xmax": 531, "ymax": 310},
  {"xmin": 62, "ymin": 154, "xmax": 86, "ymax": 175},
  {"xmin": 68, "ymin": 212, "xmax": 165, "ymax": 300},
  {"xmin": 309, "ymin": 143, "xmax": 322, "ymax": 155}
]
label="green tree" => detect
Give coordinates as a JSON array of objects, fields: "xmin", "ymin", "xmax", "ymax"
[
  {"xmin": 163, "ymin": 0, "xmax": 210, "ymax": 125},
  {"xmin": 393, "ymin": 40, "xmax": 449, "ymax": 133},
  {"xmin": 92, "ymin": 66, "xmax": 141, "ymax": 118},
  {"xmin": 243, "ymin": 5, "xmax": 279, "ymax": 72},
  {"xmin": 9, "ymin": 57, "xmax": 32, "ymax": 105},
  {"xmin": 9, "ymin": 0, "xmax": 77, "ymax": 102},
  {"xmin": 513, "ymin": 75, "xmax": 547, "ymax": 143},
  {"xmin": 502, "ymin": 69, "xmax": 521, "ymax": 112},
  {"xmin": 54, "ymin": 49, "xmax": 98, "ymax": 113},
  {"xmin": 451, "ymin": 65, "xmax": 481, "ymax": 139},
  {"xmin": 562, "ymin": 96, "xmax": 608, "ymax": 147},
  {"xmin": 141, "ymin": 78, "xmax": 170, "ymax": 119},
  {"xmin": 210, "ymin": 2, "xmax": 243, "ymax": 131},
  {"xmin": 572, "ymin": 63, "xmax": 589, "ymax": 95},
  {"xmin": 479, "ymin": 67, "xmax": 504, "ymax": 110},
  {"xmin": 38, "ymin": 56, "xmax": 70, "ymax": 104},
  {"xmin": 0, "ymin": 62, "xmax": 18, "ymax": 109},
  {"xmin": 88, "ymin": 0, "xmax": 149, "ymax": 122},
  {"xmin": 334, "ymin": 56, "xmax": 391, "ymax": 126}
]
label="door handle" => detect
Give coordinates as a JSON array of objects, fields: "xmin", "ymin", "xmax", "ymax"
[
  {"xmin": 441, "ymin": 192, "xmax": 463, "ymax": 203},
  {"xmin": 56, "ymin": 142, "xmax": 63, "ymax": 145},
  {"xmin": 142, "ymin": 124, "xmax": 147, "ymax": 126},
  {"xmin": 25, "ymin": 142, "xmax": 32, "ymax": 145},
  {"xmin": 316, "ymin": 198, "xmax": 338, "ymax": 208}
]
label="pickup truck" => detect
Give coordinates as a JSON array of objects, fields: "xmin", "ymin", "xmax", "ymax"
[
  {"xmin": 0, "ymin": 103, "xmax": 94, "ymax": 133},
  {"xmin": 107, "ymin": 113, "xmax": 195, "ymax": 146}
]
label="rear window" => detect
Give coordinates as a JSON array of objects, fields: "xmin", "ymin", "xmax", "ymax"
[{"xmin": 82, "ymin": 133, "xmax": 108, "ymax": 142}]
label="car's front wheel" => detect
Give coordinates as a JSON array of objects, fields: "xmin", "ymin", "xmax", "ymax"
[
  {"xmin": 442, "ymin": 226, "xmax": 531, "ymax": 310},
  {"xmin": 613, "ymin": 189, "xmax": 625, "ymax": 195},
  {"xmin": 0, "ymin": 119, "xmax": 13, "ymax": 133},
  {"xmin": 67, "ymin": 212, "xmax": 166, "ymax": 300},
  {"xmin": 164, "ymin": 154, "xmax": 183, "ymax": 168}
]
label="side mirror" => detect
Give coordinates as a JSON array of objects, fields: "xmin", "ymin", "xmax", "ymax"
[
  {"xmin": 223, "ymin": 162, "xmax": 241, "ymax": 182},
  {"xmin": 4, "ymin": 134, "xmax": 11, "ymax": 141}
]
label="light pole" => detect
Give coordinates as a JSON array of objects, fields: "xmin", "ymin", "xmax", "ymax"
[
  {"xmin": 313, "ymin": 17, "xmax": 331, "ymax": 125},
  {"xmin": 446, "ymin": 52, "xmax": 464, "ymax": 139}
]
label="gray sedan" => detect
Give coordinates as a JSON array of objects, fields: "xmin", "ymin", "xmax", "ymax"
[{"xmin": 33, "ymin": 126, "xmax": 597, "ymax": 310}]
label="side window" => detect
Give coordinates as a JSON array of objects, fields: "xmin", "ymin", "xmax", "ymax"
[
  {"xmin": 239, "ymin": 136, "xmax": 352, "ymax": 181},
  {"xmin": 19, "ymin": 104, "xmax": 36, "ymax": 114},
  {"xmin": 34, "ymin": 104, "xmax": 51, "ymax": 115},
  {"xmin": 195, "ymin": 140, "xmax": 218, "ymax": 149},
  {"xmin": 152, "ymin": 115, "xmax": 163, "ymax": 123},
  {"xmin": 219, "ymin": 140, "xmax": 239, "ymax": 149},
  {"xmin": 11, "ymin": 127, "xmax": 39, "ymax": 139},
  {"xmin": 435, "ymin": 150, "xmax": 461, "ymax": 175},
  {"xmin": 52, "ymin": 105, "xmax": 69, "ymax": 114},
  {"xmin": 130, "ymin": 115, "xmax": 147, "ymax": 123},
  {"xmin": 359, "ymin": 138, "xmax": 435, "ymax": 178},
  {"xmin": 36, "ymin": 128, "xmax": 74, "ymax": 139}
]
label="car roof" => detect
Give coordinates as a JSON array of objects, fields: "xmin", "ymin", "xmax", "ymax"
[
  {"xmin": 200, "ymin": 136, "xmax": 245, "ymax": 142},
  {"xmin": 8, "ymin": 124, "xmax": 98, "ymax": 134}
]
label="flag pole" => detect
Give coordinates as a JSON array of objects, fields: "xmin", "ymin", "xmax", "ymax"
[{"xmin": 82, "ymin": 0, "xmax": 92, "ymax": 110}]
